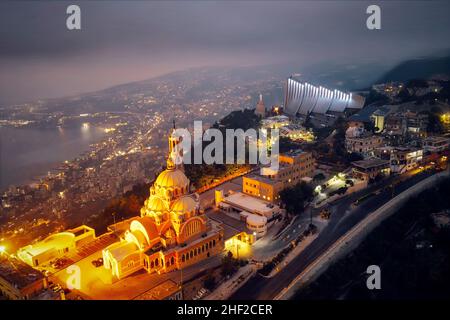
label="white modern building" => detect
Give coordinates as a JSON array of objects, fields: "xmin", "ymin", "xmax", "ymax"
[
  {"xmin": 216, "ymin": 190, "xmax": 283, "ymax": 220},
  {"xmin": 284, "ymin": 77, "xmax": 365, "ymax": 116},
  {"xmin": 422, "ymin": 136, "xmax": 450, "ymax": 153},
  {"xmin": 376, "ymin": 146, "xmax": 423, "ymax": 174}
]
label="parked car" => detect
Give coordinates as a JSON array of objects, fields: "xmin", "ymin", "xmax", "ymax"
[{"xmin": 91, "ymin": 258, "xmax": 104, "ymax": 268}]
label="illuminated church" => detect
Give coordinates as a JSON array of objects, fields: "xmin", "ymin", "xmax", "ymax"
[{"xmin": 102, "ymin": 128, "xmax": 224, "ymax": 280}]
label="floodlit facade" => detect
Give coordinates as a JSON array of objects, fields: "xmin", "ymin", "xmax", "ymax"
[
  {"xmin": 422, "ymin": 136, "xmax": 450, "ymax": 153},
  {"xmin": 284, "ymin": 77, "xmax": 365, "ymax": 116},
  {"xmin": 376, "ymin": 146, "xmax": 424, "ymax": 174},
  {"xmin": 261, "ymin": 115, "xmax": 315, "ymax": 142},
  {"xmin": 351, "ymin": 158, "xmax": 391, "ymax": 181},
  {"xmin": 102, "ymin": 129, "xmax": 224, "ymax": 280},
  {"xmin": 216, "ymin": 190, "xmax": 283, "ymax": 221},
  {"xmin": 255, "ymin": 94, "xmax": 266, "ymax": 118},
  {"xmin": 261, "ymin": 115, "xmax": 290, "ymax": 129},
  {"xmin": 243, "ymin": 150, "xmax": 315, "ymax": 202},
  {"xmin": 17, "ymin": 225, "xmax": 95, "ymax": 267},
  {"xmin": 245, "ymin": 213, "xmax": 268, "ymax": 237}
]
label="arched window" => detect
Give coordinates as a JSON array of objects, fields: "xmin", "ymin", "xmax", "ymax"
[
  {"xmin": 155, "ymin": 259, "xmax": 159, "ymax": 266},
  {"xmin": 184, "ymin": 219, "xmax": 201, "ymax": 238},
  {"xmin": 213, "ymin": 239, "xmax": 216, "ymax": 247},
  {"xmin": 190, "ymin": 251, "xmax": 193, "ymax": 258},
  {"xmin": 181, "ymin": 255, "xmax": 185, "ymax": 262},
  {"xmin": 171, "ymin": 256, "xmax": 175, "ymax": 265}
]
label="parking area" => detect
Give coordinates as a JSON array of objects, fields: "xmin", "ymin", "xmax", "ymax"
[
  {"xmin": 206, "ymin": 209, "xmax": 249, "ymax": 240},
  {"xmin": 199, "ymin": 177, "xmax": 243, "ymax": 210}
]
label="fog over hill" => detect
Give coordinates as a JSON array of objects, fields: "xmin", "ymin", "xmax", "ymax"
[{"xmin": 377, "ymin": 54, "xmax": 450, "ymax": 84}]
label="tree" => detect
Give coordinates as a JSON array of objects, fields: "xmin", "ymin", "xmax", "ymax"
[
  {"xmin": 203, "ymin": 274, "xmax": 216, "ymax": 291},
  {"xmin": 331, "ymin": 117, "xmax": 348, "ymax": 158},
  {"xmin": 280, "ymin": 182, "xmax": 314, "ymax": 215},
  {"xmin": 426, "ymin": 106, "xmax": 444, "ymax": 134},
  {"xmin": 364, "ymin": 121, "xmax": 376, "ymax": 133},
  {"xmin": 221, "ymin": 251, "xmax": 238, "ymax": 277},
  {"xmin": 313, "ymin": 173, "xmax": 326, "ymax": 182},
  {"xmin": 346, "ymin": 152, "xmax": 364, "ymax": 162}
]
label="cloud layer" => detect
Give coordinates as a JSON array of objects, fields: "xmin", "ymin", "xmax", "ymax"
[{"xmin": 1, "ymin": 1, "xmax": 449, "ymax": 105}]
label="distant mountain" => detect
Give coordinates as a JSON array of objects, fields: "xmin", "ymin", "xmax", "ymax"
[{"xmin": 376, "ymin": 55, "xmax": 450, "ymax": 84}]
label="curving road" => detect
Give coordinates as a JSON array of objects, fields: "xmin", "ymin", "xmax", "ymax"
[{"xmin": 230, "ymin": 169, "xmax": 438, "ymax": 300}]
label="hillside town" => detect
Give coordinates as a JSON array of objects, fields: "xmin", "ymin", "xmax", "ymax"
[{"xmin": 1, "ymin": 72, "xmax": 449, "ymax": 300}]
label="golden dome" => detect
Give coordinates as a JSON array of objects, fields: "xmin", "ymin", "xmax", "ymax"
[
  {"xmin": 145, "ymin": 195, "xmax": 168, "ymax": 213},
  {"xmin": 171, "ymin": 195, "xmax": 197, "ymax": 213},
  {"xmin": 155, "ymin": 168, "xmax": 189, "ymax": 191}
]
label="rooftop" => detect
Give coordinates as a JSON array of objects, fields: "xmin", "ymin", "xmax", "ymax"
[
  {"xmin": 282, "ymin": 149, "xmax": 307, "ymax": 157},
  {"xmin": 349, "ymin": 105, "xmax": 396, "ymax": 122},
  {"xmin": 134, "ymin": 279, "xmax": 180, "ymax": 300},
  {"xmin": 223, "ymin": 192, "xmax": 277, "ymax": 215},
  {"xmin": 0, "ymin": 255, "xmax": 44, "ymax": 290},
  {"xmin": 424, "ymin": 136, "xmax": 449, "ymax": 142},
  {"xmin": 352, "ymin": 158, "xmax": 390, "ymax": 169},
  {"xmin": 246, "ymin": 173, "xmax": 279, "ymax": 185}
]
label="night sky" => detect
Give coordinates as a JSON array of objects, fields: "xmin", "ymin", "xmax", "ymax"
[{"xmin": 1, "ymin": 1, "xmax": 449, "ymax": 105}]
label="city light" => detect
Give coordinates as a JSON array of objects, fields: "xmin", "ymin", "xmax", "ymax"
[
  {"xmin": 224, "ymin": 236, "xmax": 252, "ymax": 259},
  {"xmin": 104, "ymin": 127, "xmax": 116, "ymax": 133}
]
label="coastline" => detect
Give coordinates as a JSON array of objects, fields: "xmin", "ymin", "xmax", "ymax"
[{"xmin": 0, "ymin": 125, "xmax": 106, "ymax": 191}]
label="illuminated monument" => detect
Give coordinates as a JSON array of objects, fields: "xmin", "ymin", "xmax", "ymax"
[
  {"xmin": 101, "ymin": 128, "xmax": 224, "ymax": 280},
  {"xmin": 255, "ymin": 94, "xmax": 266, "ymax": 118},
  {"xmin": 284, "ymin": 77, "xmax": 365, "ymax": 116}
]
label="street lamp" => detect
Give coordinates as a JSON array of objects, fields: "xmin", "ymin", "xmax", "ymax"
[{"xmin": 0, "ymin": 245, "xmax": 6, "ymax": 255}]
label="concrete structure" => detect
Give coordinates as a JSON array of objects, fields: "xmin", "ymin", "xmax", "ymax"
[
  {"xmin": 405, "ymin": 111, "xmax": 428, "ymax": 137},
  {"xmin": 134, "ymin": 279, "xmax": 182, "ymax": 300},
  {"xmin": 261, "ymin": 115, "xmax": 314, "ymax": 142},
  {"xmin": 243, "ymin": 150, "xmax": 315, "ymax": 202},
  {"xmin": 371, "ymin": 108, "xmax": 391, "ymax": 133},
  {"xmin": 345, "ymin": 133, "xmax": 384, "ymax": 158},
  {"xmin": 383, "ymin": 111, "xmax": 428, "ymax": 137},
  {"xmin": 17, "ymin": 225, "xmax": 95, "ymax": 267},
  {"xmin": 216, "ymin": 190, "xmax": 282, "ymax": 221},
  {"xmin": 284, "ymin": 77, "xmax": 364, "ymax": 116},
  {"xmin": 0, "ymin": 255, "xmax": 61, "ymax": 300},
  {"xmin": 261, "ymin": 115, "xmax": 290, "ymax": 129},
  {"xmin": 245, "ymin": 214, "xmax": 268, "ymax": 238},
  {"xmin": 279, "ymin": 124, "xmax": 315, "ymax": 142},
  {"xmin": 351, "ymin": 158, "xmax": 391, "ymax": 181},
  {"xmin": 422, "ymin": 136, "xmax": 450, "ymax": 153},
  {"xmin": 376, "ymin": 146, "xmax": 423, "ymax": 174}
]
